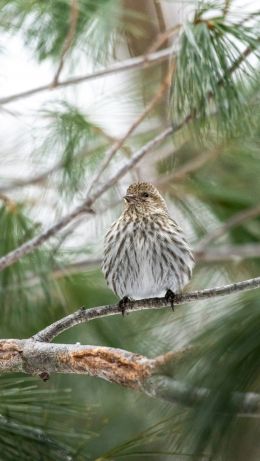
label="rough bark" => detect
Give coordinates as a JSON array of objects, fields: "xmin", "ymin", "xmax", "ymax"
[{"xmin": 0, "ymin": 339, "xmax": 259, "ymax": 416}]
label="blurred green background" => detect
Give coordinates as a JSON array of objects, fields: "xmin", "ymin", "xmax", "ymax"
[{"xmin": 0, "ymin": 1, "xmax": 259, "ymax": 460}]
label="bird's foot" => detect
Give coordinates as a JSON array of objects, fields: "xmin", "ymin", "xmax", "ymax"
[
  {"xmin": 165, "ymin": 289, "xmax": 176, "ymax": 311},
  {"xmin": 39, "ymin": 371, "xmax": 50, "ymax": 382},
  {"xmin": 118, "ymin": 296, "xmax": 130, "ymax": 317}
]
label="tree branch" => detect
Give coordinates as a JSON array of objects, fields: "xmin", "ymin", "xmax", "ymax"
[
  {"xmin": 0, "ymin": 46, "xmax": 177, "ymax": 106},
  {"xmin": 33, "ymin": 275, "xmax": 260, "ymax": 343},
  {"xmin": 144, "ymin": 375, "xmax": 260, "ymax": 415},
  {"xmin": 156, "ymin": 144, "xmax": 222, "ymax": 187},
  {"xmin": 0, "ymin": 340, "xmax": 154, "ymax": 389},
  {"xmin": 0, "ymin": 140, "xmax": 109, "ymax": 193},
  {"xmin": 0, "ymin": 339, "xmax": 259, "ymax": 415},
  {"xmin": 0, "ymin": 123, "xmax": 180, "ymax": 272},
  {"xmin": 197, "ymin": 204, "xmax": 260, "ymax": 250},
  {"xmin": 52, "ymin": 0, "xmax": 79, "ymax": 87},
  {"xmin": 9, "ymin": 241, "xmax": 260, "ymax": 292},
  {"xmin": 197, "ymin": 243, "xmax": 260, "ymax": 262},
  {"xmin": 0, "ymin": 43, "xmax": 255, "ymax": 271},
  {"xmin": 86, "ymin": 70, "xmax": 172, "ymax": 195}
]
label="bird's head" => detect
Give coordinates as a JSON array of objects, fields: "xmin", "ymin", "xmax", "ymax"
[{"xmin": 124, "ymin": 182, "xmax": 168, "ymax": 215}]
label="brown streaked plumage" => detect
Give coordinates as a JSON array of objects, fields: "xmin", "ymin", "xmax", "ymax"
[{"xmin": 102, "ymin": 182, "xmax": 194, "ymax": 308}]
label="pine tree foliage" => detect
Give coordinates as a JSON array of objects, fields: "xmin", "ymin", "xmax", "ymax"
[
  {"xmin": 39, "ymin": 102, "xmax": 108, "ymax": 195},
  {"xmin": 0, "ymin": 376, "xmax": 94, "ymax": 461},
  {"xmin": 0, "ymin": 202, "xmax": 56, "ymax": 324},
  {"xmin": 0, "ymin": 0, "xmax": 142, "ymax": 63},
  {"xmin": 171, "ymin": 2, "xmax": 259, "ymax": 136}
]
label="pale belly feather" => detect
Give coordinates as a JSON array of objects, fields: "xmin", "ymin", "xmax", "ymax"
[{"xmin": 103, "ymin": 219, "xmax": 194, "ymax": 300}]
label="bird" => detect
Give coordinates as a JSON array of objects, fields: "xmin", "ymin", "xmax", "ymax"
[{"xmin": 102, "ymin": 182, "xmax": 194, "ymax": 314}]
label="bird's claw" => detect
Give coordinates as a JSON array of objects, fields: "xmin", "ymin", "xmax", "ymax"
[
  {"xmin": 39, "ymin": 371, "xmax": 50, "ymax": 382},
  {"xmin": 165, "ymin": 289, "xmax": 176, "ymax": 311},
  {"xmin": 118, "ymin": 296, "xmax": 130, "ymax": 316}
]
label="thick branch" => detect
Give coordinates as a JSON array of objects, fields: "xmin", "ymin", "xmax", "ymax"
[
  {"xmin": 0, "ymin": 340, "xmax": 153, "ymax": 389},
  {"xmin": 0, "ymin": 46, "xmax": 177, "ymax": 106},
  {"xmin": 0, "ymin": 339, "xmax": 259, "ymax": 415},
  {"xmin": 33, "ymin": 275, "xmax": 260, "ymax": 343},
  {"xmin": 144, "ymin": 376, "xmax": 260, "ymax": 415}
]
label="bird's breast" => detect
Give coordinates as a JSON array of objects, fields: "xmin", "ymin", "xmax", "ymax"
[{"xmin": 103, "ymin": 216, "xmax": 194, "ymax": 299}]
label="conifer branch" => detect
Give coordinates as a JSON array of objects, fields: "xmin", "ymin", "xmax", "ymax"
[
  {"xmin": 0, "ymin": 339, "xmax": 259, "ymax": 415},
  {"xmin": 86, "ymin": 70, "xmax": 172, "ymax": 195},
  {"xmin": 156, "ymin": 145, "xmax": 222, "ymax": 187},
  {"xmin": 0, "ymin": 41, "xmax": 255, "ymax": 272},
  {"xmin": 51, "ymin": 0, "xmax": 79, "ymax": 87},
  {"xmin": 197, "ymin": 243, "xmax": 260, "ymax": 262},
  {"xmin": 33, "ymin": 275, "xmax": 260, "ymax": 343},
  {"xmin": 197, "ymin": 205, "xmax": 260, "ymax": 250},
  {"xmin": 10, "ymin": 243, "xmax": 260, "ymax": 292},
  {"xmin": 0, "ymin": 46, "xmax": 177, "ymax": 106},
  {"xmin": 0, "ymin": 141, "xmax": 109, "ymax": 193},
  {"xmin": 0, "ymin": 124, "xmax": 179, "ymax": 272}
]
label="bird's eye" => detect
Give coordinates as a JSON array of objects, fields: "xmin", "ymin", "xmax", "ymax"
[{"xmin": 142, "ymin": 192, "xmax": 149, "ymax": 198}]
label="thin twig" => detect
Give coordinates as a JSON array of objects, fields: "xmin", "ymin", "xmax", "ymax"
[
  {"xmin": 214, "ymin": 45, "xmax": 256, "ymax": 92},
  {"xmin": 223, "ymin": 0, "xmax": 232, "ymax": 18},
  {"xmin": 0, "ymin": 124, "xmax": 178, "ymax": 272},
  {"xmin": 197, "ymin": 205, "xmax": 260, "ymax": 250},
  {"xmin": 0, "ymin": 162, "xmax": 63, "ymax": 193},
  {"xmin": 0, "ymin": 46, "xmax": 177, "ymax": 106},
  {"xmin": 32, "ymin": 275, "xmax": 260, "ymax": 343},
  {"xmin": 156, "ymin": 145, "xmax": 222, "ymax": 187},
  {"xmin": 24, "ymin": 242, "xmax": 260, "ymax": 287},
  {"xmin": 52, "ymin": 0, "xmax": 79, "ymax": 87},
  {"xmin": 87, "ymin": 69, "xmax": 173, "ymax": 195},
  {"xmin": 146, "ymin": 25, "xmax": 181, "ymax": 54},
  {"xmin": 0, "ymin": 140, "xmax": 109, "ymax": 193},
  {"xmin": 197, "ymin": 243, "xmax": 260, "ymax": 262},
  {"xmin": 0, "ymin": 43, "xmax": 254, "ymax": 270}
]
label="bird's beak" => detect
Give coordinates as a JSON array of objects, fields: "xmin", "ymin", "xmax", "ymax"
[{"xmin": 124, "ymin": 194, "xmax": 135, "ymax": 203}]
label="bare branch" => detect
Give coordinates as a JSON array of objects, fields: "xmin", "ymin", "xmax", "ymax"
[
  {"xmin": 0, "ymin": 43, "xmax": 255, "ymax": 270},
  {"xmin": 0, "ymin": 339, "xmax": 259, "ymax": 415},
  {"xmin": 87, "ymin": 70, "xmax": 172, "ymax": 195},
  {"xmin": 197, "ymin": 205, "xmax": 260, "ymax": 250},
  {"xmin": 0, "ymin": 340, "xmax": 154, "ymax": 389},
  {"xmin": 0, "ymin": 140, "xmax": 110, "ymax": 193},
  {"xmin": 156, "ymin": 144, "xmax": 222, "ymax": 187},
  {"xmin": 20, "ymin": 243, "xmax": 260, "ymax": 289},
  {"xmin": 33, "ymin": 275, "xmax": 260, "ymax": 343},
  {"xmin": 0, "ymin": 203, "xmax": 95, "ymax": 272},
  {"xmin": 52, "ymin": 0, "xmax": 79, "ymax": 86},
  {"xmin": 146, "ymin": 25, "xmax": 181, "ymax": 54},
  {"xmin": 0, "ymin": 162, "xmax": 63, "ymax": 193},
  {"xmin": 144, "ymin": 375, "xmax": 260, "ymax": 415},
  {"xmin": 197, "ymin": 243, "xmax": 260, "ymax": 262},
  {"xmin": 0, "ymin": 124, "xmax": 180, "ymax": 272},
  {"xmin": 0, "ymin": 46, "xmax": 177, "ymax": 106},
  {"xmin": 223, "ymin": 0, "xmax": 232, "ymax": 18}
]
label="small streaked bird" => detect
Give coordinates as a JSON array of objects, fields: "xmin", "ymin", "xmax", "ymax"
[{"xmin": 102, "ymin": 182, "xmax": 194, "ymax": 314}]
